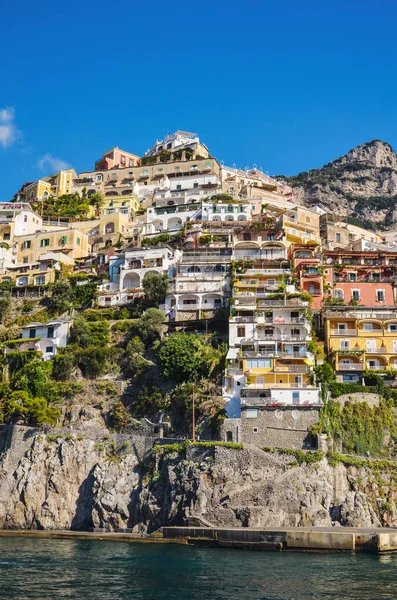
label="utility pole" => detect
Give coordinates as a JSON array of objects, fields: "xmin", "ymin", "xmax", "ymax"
[{"xmin": 192, "ymin": 383, "xmax": 195, "ymax": 442}]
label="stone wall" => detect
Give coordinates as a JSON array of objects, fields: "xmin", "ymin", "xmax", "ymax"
[{"xmin": 222, "ymin": 407, "xmax": 320, "ymax": 449}]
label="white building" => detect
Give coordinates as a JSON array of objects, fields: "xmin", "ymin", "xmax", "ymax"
[
  {"xmin": 97, "ymin": 246, "xmax": 180, "ymax": 307},
  {"xmin": 9, "ymin": 320, "xmax": 69, "ymax": 360}
]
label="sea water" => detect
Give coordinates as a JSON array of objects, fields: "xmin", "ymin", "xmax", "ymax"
[{"xmin": 0, "ymin": 537, "xmax": 396, "ymax": 599}]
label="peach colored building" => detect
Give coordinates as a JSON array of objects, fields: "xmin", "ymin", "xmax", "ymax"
[
  {"xmin": 324, "ymin": 250, "xmax": 397, "ymax": 307},
  {"xmin": 95, "ymin": 147, "xmax": 140, "ymax": 171}
]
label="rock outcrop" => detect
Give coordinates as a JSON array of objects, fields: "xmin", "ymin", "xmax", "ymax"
[
  {"xmin": 0, "ymin": 427, "xmax": 395, "ymax": 532},
  {"xmin": 278, "ymin": 140, "xmax": 397, "ymax": 230}
]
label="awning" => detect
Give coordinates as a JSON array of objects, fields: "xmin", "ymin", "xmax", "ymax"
[{"xmin": 226, "ymin": 348, "xmax": 239, "ymax": 360}]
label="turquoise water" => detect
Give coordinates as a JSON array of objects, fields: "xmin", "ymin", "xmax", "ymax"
[{"xmin": 0, "ymin": 537, "xmax": 396, "ymax": 599}]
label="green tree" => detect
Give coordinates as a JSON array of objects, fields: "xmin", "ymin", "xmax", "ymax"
[
  {"xmin": 142, "ymin": 272, "xmax": 168, "ymax": 307},
  {"xmin": 123, "ymin": 337, "xmax": 149, "ymax": 379},
  {"xmin": 134, "ymin": 308, "xmax": 165, "ymax": 346},
  {"xmin": 158, "ymin": 333, "xmax": 226, "ymax": 383},
  {"xmin": 11, "ymin": 359, "xmax": 53, "ymax": 399},
  {"xmin": 89, "ymin": 192, "xmax": 104, "ymax": 211},
  {"xmin": 69, "ymin": 317, "xmax": 110, "ymax": 347},
  {"xmin": 49, "ymin": 280, "xmax": 73, "ymax": 314},
  {"xmin": 4, "ymin": 390, "xmax": 60, "ymax": 426},
  {"xmin": 52, "ymin": 350, "xmax": 76, "ymax": 381}
]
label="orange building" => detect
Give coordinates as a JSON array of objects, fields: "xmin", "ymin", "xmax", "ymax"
[
  {"xmin": 95, "ymin": 147, "xmax": 140, "ymax": 171},
  {"xmin": 323, "ymin": 250, "xmax": 397, "ymax": 307}
]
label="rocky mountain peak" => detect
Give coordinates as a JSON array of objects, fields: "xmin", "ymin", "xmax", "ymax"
[{"xmin": 329, "ymin": 140, "xmax": 397, "ymax": 170}]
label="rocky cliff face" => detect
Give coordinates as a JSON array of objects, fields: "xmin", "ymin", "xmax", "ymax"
[
  {"xmin": 278, "ymin": 140, "xmax": 397, "ymax": 230},
  {"xmin": 0, "ymin": 427, "xmax": 394, "ymax": 532}
]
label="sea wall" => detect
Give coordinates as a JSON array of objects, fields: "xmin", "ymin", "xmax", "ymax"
[{"xmin": 0, "ymin": 425, "xmax": 395, "ymax": 533}]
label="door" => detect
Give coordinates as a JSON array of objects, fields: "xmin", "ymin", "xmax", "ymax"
[{"xmin": 366, "ymin": 340, "xmax": 377, "ymax": 353}]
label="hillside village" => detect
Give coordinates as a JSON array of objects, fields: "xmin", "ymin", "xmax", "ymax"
[{"xmin": 2, "ymin": 131, "xmax": 397, "ymax": 457}]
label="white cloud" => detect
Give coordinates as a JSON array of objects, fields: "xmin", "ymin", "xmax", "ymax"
[
  {"xmin": 38, "ymin": 153, "xmax": 71, "ymax": 172},
  {"xmin": 0, "ymin": 107, "xmax": 20, "ymax": 148}
]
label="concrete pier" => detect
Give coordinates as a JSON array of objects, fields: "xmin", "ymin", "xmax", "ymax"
[{"xmin": 162, "ymin": 526, "xmax": 397, "ymax": 553}]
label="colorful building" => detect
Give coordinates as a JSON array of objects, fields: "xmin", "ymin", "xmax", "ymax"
[{"xmin": 325, "ymin": 306, "xmax": 397, "ymax": 382}]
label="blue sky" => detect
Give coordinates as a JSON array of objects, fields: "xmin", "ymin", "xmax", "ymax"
[{"xmin": 1, "ymin": 0, "xmax": 396, "ymax": 200}]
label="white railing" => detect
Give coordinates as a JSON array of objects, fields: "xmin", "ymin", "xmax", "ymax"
[
  {"xmin": 330, "ymin": 329, "xmax": 357, "ymax": 336},
  {"xmin": 337, "ymin": 364, "xmax": 364, "ymax": 371}
]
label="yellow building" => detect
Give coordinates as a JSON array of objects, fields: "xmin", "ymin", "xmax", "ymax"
[
  {"xmin": 325, "ymin": 307, "xmax": 397, "ymax": 382},
  {"xmin": 15, "ymin": 227, "xmax": 90, "ymax": 264},
  {"xmin": 227, "ymin": 268, "xmax": 320, "ymax": 406},
  {"xmin": 49, "ymin": 169, "xmax": 76, "ymax": 196},
  {"xmin": 282, "ymin": 205, "xmax": 321, "ymax": 247},
  {"xmin": 0, "ymin": 252, "xmax": 75, "ymax": 287},
  {"xmin": 101, "ymin": 194, "xmax": 140, "ymax": 216},
  {"xmin": 24, "ymin": 180, "xmax": 52, "ymax": 201},
  {"xmin": 23, "ymin": 169, "xmax": 77, "ymax": 201}
]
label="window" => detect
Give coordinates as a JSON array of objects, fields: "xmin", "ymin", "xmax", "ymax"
[
  {"xmin": 120, "ymin": 155, "xmax": 125, "ymax": 164},
  {"xmin": 205, "ymin": 162, "xmax": 211, "ymax": 168},
  {"xmin": 29, "ymin": 329, "xmax": 36, "ymax": 338},
  {"xmin": 334, "ymin": 289, "xmax": 344, "ymax": 299},
  {"xmin": 253, "ymin": 427, "xmax": 259, "ymax": 433},
  {"xmin": 389, "ymin": 324, "xmax": 397, "ymax": 332},
  {"xmin": 193, "ymin": 182, "xmax": 199, "ymax": 188},
  {"xmin": 47, "ymin": 326, "xmax": 54, "ymax": 338},
  {"xmin": 371, "ymin": 273, "xmax": 380, "ymax": 282},
  {"xmin": 46, "ymin": 346, "xmax": 54, "ymax": 353},
  {"xmin": 175, "ymin": 166, "xmax": 181, "ymax": 172},
  {"xmin": 24, "ymin": 215, "xmax": 27, "ymax": 222},
  {"xmin": 336, "ymin": 232, "xmax": 341, "ymax": 242},
  {"xmin": 157, "ymin": 167, "xmax": 163, "ymax": 172},
  {"xmin": 61, "ymin": 235, "xmax": 67, "ymax": 244},
  {"xmin": 77, "ymin": 238, "xmax": 81, "ymax": 245},
  {"xmin": 40, "ymin": 239, "xmax": 50, "ymax": 247},
  {"xmin": 376, "ymin": 290, "xmax": 385, "ymax": 302},
  {"xmin": 36, "ymin": 276, "xmax": 45, "ymax": 285},
  {"xmin": 229, "ymin": 186, "xmax": 235, "ymax": 195},
  {"xmin": 352, "ymin": 289, "xmax": 360, "ymax": 301},
  {"xmin": 348, "ymin": 272, "xmax": 357, "ymax": 282},
  {"xmin": 23, "ymin": 240, "xmax": 31, "ymax": 249},
  {"xmin": 364, "ymin": 323, "xmax": 373, "ymax": 332},
  {"xmin": 183, "ymin": 299, "xmax": 196, "ymax": 305},
  {"xmin": 340, "ymin": 340, "xmax": 350, "ymax": 350},
  {"xmin": 237, "ymin": 327, "xmax": 246, "ymax": 337},
  {"xmin": 246, "ymin": 409, "xmax": 258, "ymax": 419},
  {"xmin": 3, "ymin": 233, "xmax": 10, "ymax": 240},
  {"xmin": 176, "ymin": 184, "xmax": 182, "ymax": 190},
  {"xmin": 243, "ymin": 233, "xmax": 251, "ymax": 241},
  {"xmin": 23, "ymin": 257, "xmax": 28, "ymax": 264},
  {"xmin": 143, "ymin": 169, "xmax": 148, "ymax": 175},
  {"xmin": 292, "ymin": 392, "xmax": 300, "ymax": 404},
  {"xmin": 129, "ymin": 159, "xmax": 133, "ymax": 167},
  {"xmin": 95, "ymin": 174, "xmax": 102, "ymax": 181},
  {"xmin": 246, "ymin": 359, "xmax": 271, "ymax": 369}
]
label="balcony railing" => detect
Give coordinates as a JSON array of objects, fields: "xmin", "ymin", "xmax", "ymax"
[
  {"xmin": 366, "ymin": 347, "xmax": 387, "ymax": 353},
  {"xmin": 245, "ymin": 383, "xmax": 317, "ymax": 389},
  {"xmin": 330, "ymin": 329, "xmax": 357, "ymax": 336},
  {"xmin": 243, "ymin": 351, "xmax": 309, "ymax": 359},
  {"xmin": 337, "ymin": 364, "xmax": 364, "ymax": 371},
  {"xmin": 273, "ymin": 365, "xmax": 309, "ymax": 373}
]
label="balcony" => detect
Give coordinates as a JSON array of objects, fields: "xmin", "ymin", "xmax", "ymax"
[
  {"xmin": 256, "ymin": 334, "xmax": 308, "ymax": 342},
  {"xmin": 243, "ymin": 351, "xmax": 309, "ymax": 359},
  {"xmin": 337, "ymin": 364, "xmax": 364, "ymax": 371},
  {"xmin": 273, "ymin": 365, "xmax": 309, "ymax": 373},
  {"xmin": 366, "ymin": 347, "xmax": 387, "ymax": 354},
  {"xmin": 330, "ymin": 329, "xmax": 357, "ymax": 336},
  {"xmin": 245, "ymin": 383, "xmax": 316, "ymax": 389}
]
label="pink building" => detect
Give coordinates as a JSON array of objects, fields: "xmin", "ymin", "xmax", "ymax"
[{"xmin": 95, "ymin": 147, "xmax": 140, "ymax": 171}]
